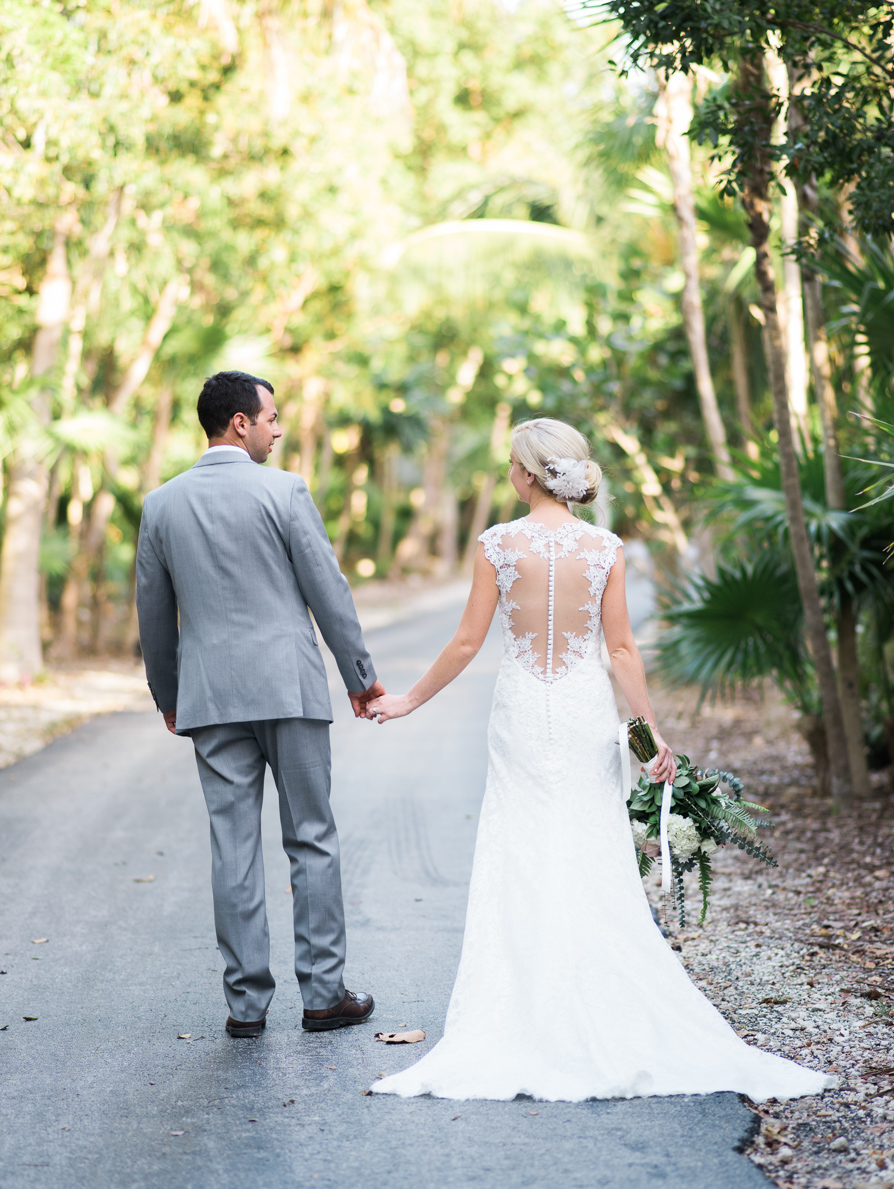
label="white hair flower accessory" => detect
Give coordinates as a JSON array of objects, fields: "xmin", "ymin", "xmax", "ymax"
[{"xmin": 543, "ymin": 456, "xmax": 589, "ymax": 502}]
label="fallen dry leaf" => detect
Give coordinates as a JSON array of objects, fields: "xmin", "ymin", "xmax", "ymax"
[
  {"xmin": 374, "ymin": 1030, "xmax": 425, "ymax": 1045},
  {"xmin": 23, "ymin": 1016, "xmax": 37, "ymax": 1021},
  {"xmin": 170, "ymin": 1130, "xmax": 185, "ymax": 1137},
  {"xmin": 31, "ymin": 938, "xmax": 48, "ymax": 944},
  {"xmin": 248, "ymin": 1118, "xmax": 258, "ymax": 1122},
  {"xmin": 0, "ymin": 1024, "xmax": 8, "ymax": 1031},
  {"xmin": 362, "ymin": 1089, "xmax": 373, "ymax": 1096},
  {"xmin": 133, "ymin": 875, "xmax": 155, "ymax": 883},
  {"xmin": 177, "ymin": 1033, "xmax": 191, "ymax": 1040}
]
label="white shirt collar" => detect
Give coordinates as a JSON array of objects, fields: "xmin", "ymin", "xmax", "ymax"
[{"xmin": 204, "ymin": 444, "xmax": 249, "ymax": 456}]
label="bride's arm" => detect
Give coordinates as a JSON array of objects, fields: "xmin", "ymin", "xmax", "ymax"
[
  {"xmin": 368, "ymin": 545, "xmax": 498, "ymax": 723},
  {"xmin": 602, "ymin": 547, "xmax": 676, "ymax": 783}
]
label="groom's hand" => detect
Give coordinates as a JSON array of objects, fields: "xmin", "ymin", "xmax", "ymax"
[
  {"xmin": 348, "ymin": 680, "xmax": 386, "ymax": 719},
  {"xmin": 163, "ymin": 710, "xmax": 177, "ymax": 735}
]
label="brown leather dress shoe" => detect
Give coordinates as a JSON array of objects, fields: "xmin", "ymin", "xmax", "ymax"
[
  {"xmin": 225, "ymin": 1014, "xmax": 267, "ymax": 1038},
  {"xmin": 302, "ymin": 990, "xmax": 374, "ymax": 1031}
]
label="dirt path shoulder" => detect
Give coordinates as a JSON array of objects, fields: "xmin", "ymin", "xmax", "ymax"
[{"xmin": 642, "ymin": 684, "xmax": 894, "ymax": 1189}]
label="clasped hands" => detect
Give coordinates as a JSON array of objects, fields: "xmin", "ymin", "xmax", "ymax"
[{"xmin": 347, "ymin": 682, "xmax": 411, "ymax": 723}]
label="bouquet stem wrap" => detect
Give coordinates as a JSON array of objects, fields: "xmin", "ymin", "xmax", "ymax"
[{"xmin": 619, "ymin": 719, "xmax": 674, "ymax": 894}]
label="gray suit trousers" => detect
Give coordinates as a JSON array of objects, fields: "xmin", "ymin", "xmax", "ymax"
[{"xmin": 190, "ymin": 718, "xmax": 345, "ymax": 1021}]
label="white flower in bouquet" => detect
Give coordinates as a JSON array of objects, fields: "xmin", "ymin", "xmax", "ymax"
[
  {"xmin": 699, "ymin": 837, "xmax": 721, "ymax": 857},
  {"xmin": 630, "ymin": 819, "xmax": 651, "ymax": 850},
  {"xmin": 666, "ymin": 813, "xmax": 702, "ymax": 859}
]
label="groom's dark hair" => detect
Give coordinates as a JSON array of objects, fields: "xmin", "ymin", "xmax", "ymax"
[{"xmin": 197, "ymin": 371, "xmax": 274, "ymax": 439}]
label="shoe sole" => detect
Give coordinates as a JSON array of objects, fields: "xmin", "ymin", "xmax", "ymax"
[
  {"xmin": 302, "ymin": 1004, "xmax": 375, "ymax": 1032},
  {"xmin": 226, "ymin": 1025, "xmax": 266, "ymax": 1038}
]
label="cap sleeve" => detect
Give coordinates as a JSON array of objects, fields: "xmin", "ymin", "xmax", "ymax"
[{"xmin": 477, "ymin": 523, "xmax": 504, "ymax": 569}]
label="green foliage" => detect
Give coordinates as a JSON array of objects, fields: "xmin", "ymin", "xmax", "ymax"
[
  {"xmin": 820, "ymin": 238, "xmax": 894, "ymax": 414},
  {"xmin": 849, "ymin": 416, "xmax": 894, "ymax": 545},
  {"xmin": 655, "ymin": 444, "xmax": 894, "ymax": 726},
  {"xmin": 580, "ymin": 1, "xmax": 894, "ymax": 240},
  {"xmin": 657, "ymin": 553, "xmax": 809, "ymax": 704}
]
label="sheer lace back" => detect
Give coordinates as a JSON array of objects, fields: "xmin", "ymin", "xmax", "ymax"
[{"xmin": 479, "ymin": 519, "xmax": 621, "ymax": 682}]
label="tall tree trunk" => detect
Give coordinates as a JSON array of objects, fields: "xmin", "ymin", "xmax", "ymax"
[
  {"xmin": 736, "ymin": 55, "xmax": 851, "ymax": 809},
  {"xmin": 315, "ymin": 429, "xmax": 334, "ymax": 511},
  {"xmin": 292, "ymin": 375, "xmax": 327, "ymax": 488},
  {"xmin": 434, "ymin": 486, "xmax": 458, "ymax": 576},
  {"xmin": 836, "ymin": 191, "xmax": 876, "ymax": 421},
  {"xmin": 788, "ymin": 68, "xmax": 867, "ymax": 795},
  {"xmin": 60, "ymin": 277, "xmax": 187, "ymax": 651},
  {"xmin": 124, "ymin": 385, "xmax": 175, "ymax": 653},
  {"xmin": 801, "ymin": 252, "xmax": 868, "ymax": 790},
  {"xmin": 601, "ymin": 421, "xmax": 689, "ymax": 559},
  {"xmin": 199, "ymin": 0, "xmax": 239, "ymax": 60},
  {"xmin": 655, "ymin": 71, "xmax": 733, "ymax": 482},
  {"xmin": 55, "ymin": 459, "xmax": 93, "ymax": 658},
  {"xmin": 59, "ymin": 189, "xmax": 122, "ymax": 412},
  {"xmin": 765, "ymin": 46, "xmax": 810, "ymax": 446},
  {"xmin": 801, "ymin": 265, "xmax": 844, "ymax": 507},
  {"xmin": 462, "ymin": 400, "xmax": 511, "ymax": 572},
  {"xmin": 0, "ymin": 212, "xmax": 75, "ymax": 683},
  {"xmin": 729, "ymin": 296, "xmax": 759, "ymax": 459},
  {"xmin": 836, "ymin": 592, "xmax": 870, "ymax": 796},
  {"xmin": 333, "ymin": 451, "xmax": 361, "ymax": 563},
  {"xmin": 391, "ymin": 420, "xmax": 450, "ymax": 576},
  {"xmin": 259, "ymin": 1, "xmax": 292, "ymax": 121},
  {"xmin": 496, "ymin": 485, "xmax": 522, "ymax": 525},
  {"xmin": 143, "ymin": 386, "xmax": 175, "ymax": 496},
  {"xmin": 376, "ymin": 442, "xmax": 398, "ymax": 572}
]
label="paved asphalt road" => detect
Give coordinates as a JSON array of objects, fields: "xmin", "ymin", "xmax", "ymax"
[{"xmin": 0, "ymin": 603, "xmax": 769, "ymax": 1189}]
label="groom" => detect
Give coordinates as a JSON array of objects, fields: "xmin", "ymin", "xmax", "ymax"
[{"xmin": 136, "ymin": 370, "xmax": 383, "ymax": 1037}]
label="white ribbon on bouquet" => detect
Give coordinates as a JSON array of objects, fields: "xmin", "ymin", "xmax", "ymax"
[{"xmin": 619, "ymin": 720, "xmax": 674, "ymax": 894}]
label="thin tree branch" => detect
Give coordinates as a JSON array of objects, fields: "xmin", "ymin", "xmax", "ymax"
[{"xmin": 774, "ymin": 19, "xmax": 894, "ymax": 82}]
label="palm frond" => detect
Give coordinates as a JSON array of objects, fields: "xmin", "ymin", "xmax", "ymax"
[
  {"xmin": 382, "ymin": 218, "xmax": 598, "ymax": 319},
  {"xmin": 48, "ymin": 412, "xmax": 136, "ymax": 457},
  {"xmin": 817, "ymin": 235, "xmax": 894, "ymax": 403},
  {"xmin": 656, "ymin": 553, "xmax": 809, "ymax": 701}
]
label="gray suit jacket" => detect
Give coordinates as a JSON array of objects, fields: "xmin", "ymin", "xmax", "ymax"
[{"xmin": 135, "ymin": 450, "xmax": 377, "ymax": 732}]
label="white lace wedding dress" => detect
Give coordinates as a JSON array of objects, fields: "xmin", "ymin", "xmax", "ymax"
[{"xmin": 372, "ymin": 518, "xmax": 833, "ymax": 1103}]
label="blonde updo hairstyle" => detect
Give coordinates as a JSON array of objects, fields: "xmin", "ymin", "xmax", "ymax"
[{"xmin": 510, "ymin": 418, "xmax": 602, "ymax": 506}]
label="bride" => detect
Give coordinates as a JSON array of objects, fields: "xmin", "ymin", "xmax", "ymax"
[{"xmin": 366, "ymin": 417, "xmax": 832, "ymax": 1104}]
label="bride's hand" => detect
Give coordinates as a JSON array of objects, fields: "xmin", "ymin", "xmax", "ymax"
[
  {"xmin": 650, "ymin": 731, "xmax": 677, "ymax": 784},
  {"xmin": 367, "ymin": 693, "xmax": 413, "ymax": 723}
]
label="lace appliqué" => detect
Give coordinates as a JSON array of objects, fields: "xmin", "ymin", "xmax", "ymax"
[{"xmin": 479, "ymin": 519, "xmax": 621, "ymax": 684}]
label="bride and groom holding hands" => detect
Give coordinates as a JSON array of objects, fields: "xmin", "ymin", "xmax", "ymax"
[{"xmin": 136, "ymin": 369, "xmax": 831, "ymax": 1102}]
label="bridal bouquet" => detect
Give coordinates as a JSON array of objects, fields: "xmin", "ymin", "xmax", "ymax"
[{"xmin": 624, "ymin": 718, "xmax": 777, "ymax": 928}]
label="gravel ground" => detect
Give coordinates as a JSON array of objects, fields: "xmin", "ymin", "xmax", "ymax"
[
  {"xmin": 643, "ymin": 684, "xmax": 894, "ymax": 1189},
  {"xmin": 0, "ymin": 661, "xmax": 152, "ymax": 769}
]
